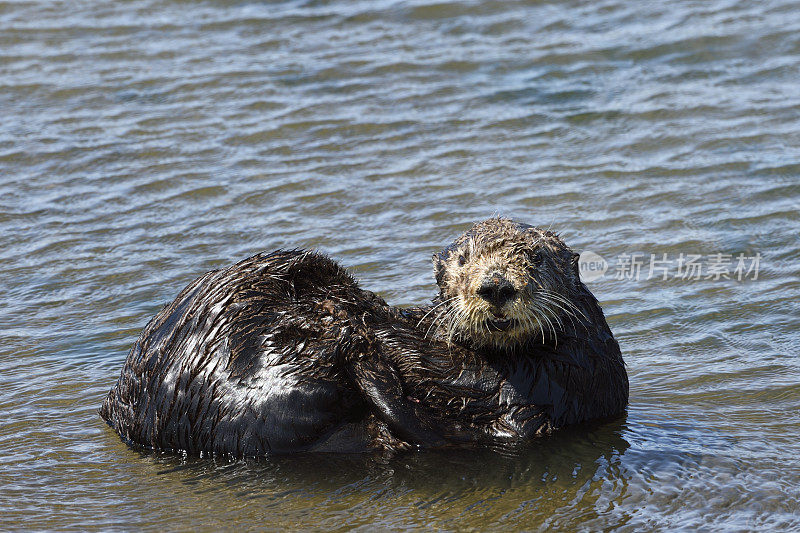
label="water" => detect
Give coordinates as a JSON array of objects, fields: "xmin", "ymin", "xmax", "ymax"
[{"xmin": 1, "ymin": 0, "xmax": 799, "ymax": 529}]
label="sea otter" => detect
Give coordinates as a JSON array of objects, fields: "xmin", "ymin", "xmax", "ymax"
[{"xmin": 100, "ymin": 217, "xmax": 627, "ymax": 456}]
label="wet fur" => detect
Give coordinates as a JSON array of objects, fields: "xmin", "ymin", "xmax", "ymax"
[
  {"xmin": 433, "ymin": 218, "xmax": 590, "ymax": 349},
  {"xmin": 101, "ymin": 219, "xmax": 628, "ymax": 456}
]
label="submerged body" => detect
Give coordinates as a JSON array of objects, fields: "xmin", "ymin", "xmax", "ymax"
[{"xmin": 101, "ymin": 218, "xmax": 628, "ymax": 456}]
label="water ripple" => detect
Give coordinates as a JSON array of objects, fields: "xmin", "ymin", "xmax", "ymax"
[{"xmin": 1, "ymin": 0, "xmax": 799, "ymax": 529}]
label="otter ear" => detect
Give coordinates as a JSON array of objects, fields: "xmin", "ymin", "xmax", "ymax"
[
  {"xmin": 570, "ymin": 252, "xmax": 581, "ymax": 280},
  {"xmin": 433, "ymin": 252, "xmax": 446, "ymax": 286}
]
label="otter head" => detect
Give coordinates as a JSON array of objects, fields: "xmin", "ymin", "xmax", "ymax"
[{"xmin": 431, "ymin": 217, "xmax": 585, "ymax": 349}]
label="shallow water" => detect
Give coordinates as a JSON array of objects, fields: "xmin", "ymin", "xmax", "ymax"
[{"xmin": 1, "ymin": 0, "xmax": 799, "ymax": 530}]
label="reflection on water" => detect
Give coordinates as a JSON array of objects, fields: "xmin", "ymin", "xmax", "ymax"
[
  {"xmin": 1, "ymin": 0, "xmax": 799, "ymax": 529},
  {"xmin": 111, "ymin": 418, "xmax": 634, "ymax": 530}
]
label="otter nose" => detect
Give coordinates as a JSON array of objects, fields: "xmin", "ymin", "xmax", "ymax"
[{"xmin": 476, "ymin": 274, "xmax": 517, "ymax": 308}]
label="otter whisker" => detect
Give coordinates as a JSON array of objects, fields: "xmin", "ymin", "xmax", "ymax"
[
  {"xmin": 426, "ymin": 305, "xmax": 452, "ymax": 340},
  {"xmin": 535, "ymin": 291, "xmax": 592, "ymax": 337},
  {"xmin": 539, "ymin": 297, "xmax": 578, "ymax": 332},
  {"xmin": 436, "ymin": 304, "xmax": 456, "ymax": 343},
  {"xmin": 446, "ymin": 310, "xmax": 460, "ymax": 345},
  {"xmin": 521, "ymin": 310, "xmax": 544, "ymax": 345},
  {"xmin": 547, "ymin": 295, "xmax": 584, "ymax": 323},
  {"xmin": 542, "ymin": 310, "xmax": 558, "ymax": 347},
  {"xmin": 466, "ymin": 306, "xmax": 482, "ymax": 343},
  {"xmin": 445, "ymin": 302, "xmax": 467, "ymax": 346},
  {"xmin": 525, "ymin": 304, "xmax": 547, "ymax": 345},
  {"xmin": 417, "ymin": 297, "xmax": 457, "ymax": 328},
  {"xmin": 539, "ymin": 309, "xmax": 554, "ymax": 344},
  {"xmin": 538, "ymin": 290, "xmax": 589, "ymax": 322},
  {"xmin": 420, "ymin": 297, "xmax": 459, "ymax": 339},
  {"xmin": 531, "ymin": 302, "xmax": 558, "ymax": 346},
  {"xmin": 532, "ymin": 290, "xmax": 582, "ymax": 326},
  {"xmin": 541, "ymin": 301, "xmax": 566, "ymax": 332},
  {"xmin": 454, "ymin": 308, "xmax": 470, "ymax": 344}
]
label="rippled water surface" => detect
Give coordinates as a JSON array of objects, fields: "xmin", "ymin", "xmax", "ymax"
[{"xmin": 2, "ymin": 0, "xmax": 799, "ymax": 530}]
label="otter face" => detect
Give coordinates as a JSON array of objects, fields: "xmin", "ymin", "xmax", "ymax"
[{"xmin": 431, "ymin": 217, "xmax": 585, "ymax": 349}]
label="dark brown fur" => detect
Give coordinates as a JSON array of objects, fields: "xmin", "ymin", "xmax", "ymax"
[{"xmin": 101, "ymin": 219, "xmax": 628, "ymax": 456}]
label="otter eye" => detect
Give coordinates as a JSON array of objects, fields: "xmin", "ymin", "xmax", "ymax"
[
  {"xmin": 530, "ymin": 250, "xmax": 544, "ymax": 266},
  {"xmin": 458, "ymin": 254, "xmax": 467, "ymax": 266}
]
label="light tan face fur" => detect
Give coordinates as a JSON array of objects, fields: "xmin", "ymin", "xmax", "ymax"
[{"xmin": 431, "ymin": 218, "xmax": 584, "ymax": 349}]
